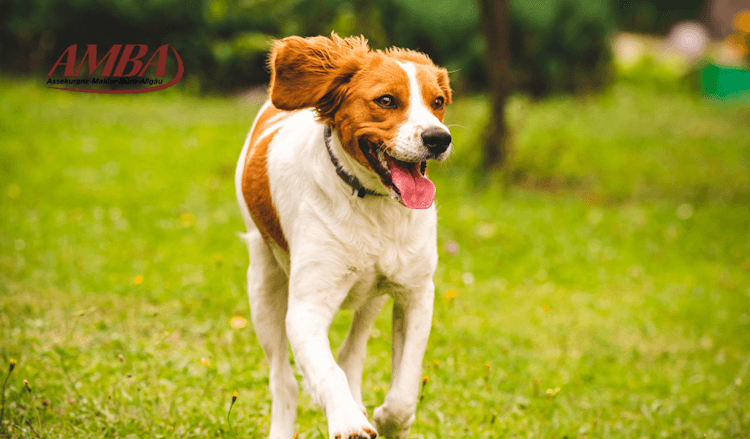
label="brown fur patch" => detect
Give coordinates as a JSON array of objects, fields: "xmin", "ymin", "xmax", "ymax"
[
  {"xmin": 241, "ymin": 102, "xmax": 292, "ymax": 252},
  {"xmin": 333, "ymin": 57, "xmax": 411, "ymax": 166},
  {"xmin": 269, "ymin": 34, "xmax": 368, "ymax": 126}
]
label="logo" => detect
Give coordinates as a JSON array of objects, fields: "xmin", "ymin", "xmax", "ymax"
[{"xmin": 46, "ymin": 44, "xmax": 184, "ymax": 94}]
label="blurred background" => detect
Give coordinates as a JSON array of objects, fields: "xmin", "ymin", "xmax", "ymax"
[
  {"xmin": 2, "ymin": 0, "xmax": 749, "ymax": 94},
  {"xmin": 3, "ymin": 0, "xmax": 750, "ymax": 168},
  {"xmin": 2, "ymin": 0, "xmax": 750, "ymax": 437}
]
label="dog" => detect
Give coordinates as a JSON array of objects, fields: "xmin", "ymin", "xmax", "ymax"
[{"xmin": 234, "ymin": 33, "xmax": 452, "ymax": 439}]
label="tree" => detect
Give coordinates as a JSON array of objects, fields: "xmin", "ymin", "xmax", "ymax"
[{"xmin": 479, "ymin": 0, "xmax": 512, "ymax": 170}]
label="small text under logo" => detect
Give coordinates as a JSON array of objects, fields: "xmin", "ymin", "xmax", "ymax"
[{"xmin": 46, "ymin": 44, "xmax": 184, "ymax": 94}]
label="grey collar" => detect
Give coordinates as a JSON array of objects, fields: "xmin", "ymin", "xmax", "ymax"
[{"xmin": 323, "ymin": 126, "xmax": 385, "ymax": 198}]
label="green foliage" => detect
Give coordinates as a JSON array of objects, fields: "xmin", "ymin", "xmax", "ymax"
[
  {"xmin": 0, "ymin": 0, "xmax": 281, "ymax": 92},
  {"xmin": 372, "ymin": 0, "xmax": 614, "ymax": 94},
  {"xmin": 508, "ymin": 0, "xmax": 614, "ymax": 95},
  {"xmin": 617, "ymin": 0, "xmax": 705, "ymax": 35},
  {"xmin": 373, "ymin": 0, "xmax": 485, "ymax": 85},
  {"xmin": 0, "ymin": 0, "xmax": 615, "ymax": 95},
  {"xmin": 2, "ymin": 79, "xmax": 749, "ymax": 437}
]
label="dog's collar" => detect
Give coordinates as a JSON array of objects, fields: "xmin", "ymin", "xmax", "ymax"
[{"xmin": 323, "ymin": 126, "xmax": 385, "ymax": 198}]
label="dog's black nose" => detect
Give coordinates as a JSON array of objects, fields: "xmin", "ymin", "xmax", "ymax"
[{"xmin": 421, "ymin": 128, "xmax": 451, "ymax": 155}]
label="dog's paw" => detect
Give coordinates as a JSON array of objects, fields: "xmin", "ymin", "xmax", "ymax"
[
  {"xmin": 328, "ymin": 406, "xmax": 378, "ymax": 439},
  {"xmin": 372, "ymin": 404, "xmax": 414, "ymax": 439}
]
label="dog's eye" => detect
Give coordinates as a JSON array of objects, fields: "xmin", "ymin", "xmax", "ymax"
[
  {"xmin": 375, "ymin": 95, "xmax": 396, "ymax": 109},
  {"xmin": 433, "ymin": 96, "xmax": 445, "ymax": 109}
]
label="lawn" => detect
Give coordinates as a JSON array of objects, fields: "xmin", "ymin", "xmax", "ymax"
[{"xmin": 1, "ymin": 77, "xmax": 749, "ymax": 438}]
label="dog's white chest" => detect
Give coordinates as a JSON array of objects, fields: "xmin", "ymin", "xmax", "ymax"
[{"xmin": 337, "ymin": 218, "xmax": 438, "ymax": 310}]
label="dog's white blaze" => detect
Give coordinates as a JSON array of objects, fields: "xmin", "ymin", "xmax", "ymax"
[{"xmin": 392, "ymin": 61, "xmax": 450, "ymax": 162}]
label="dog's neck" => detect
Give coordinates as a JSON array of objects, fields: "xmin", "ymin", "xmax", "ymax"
[{"xmin": 323, "ymin": 126, "xmax": 386, "ymax": 199}]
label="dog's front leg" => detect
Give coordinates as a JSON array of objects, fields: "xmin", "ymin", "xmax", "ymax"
[
  {"xmin": 373, "ymin": 282, "xmax": 434, "ymax": 439},
  {"xmin": 286, "ymin": 262, "xmax": 378, "ymax": 439}
]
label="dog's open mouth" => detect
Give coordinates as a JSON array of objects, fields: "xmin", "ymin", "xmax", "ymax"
[{"xmin": 359, "ymin": 139, "xmax": 435, "ymax": 209}]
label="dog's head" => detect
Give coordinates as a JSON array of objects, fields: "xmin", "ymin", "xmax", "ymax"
[{"xmin": 269, "ymin": 33, "xmax": 452, "ymax": 209}]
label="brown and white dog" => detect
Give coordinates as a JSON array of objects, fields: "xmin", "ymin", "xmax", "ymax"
[{"xmin": 234, "ymin": 33, "xmax": 452, "ymax": 439}]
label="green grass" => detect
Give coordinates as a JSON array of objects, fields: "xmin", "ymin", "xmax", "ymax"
[{"xmin": 1, "ymin": 77, "xmax": 749, "ymax": 438}]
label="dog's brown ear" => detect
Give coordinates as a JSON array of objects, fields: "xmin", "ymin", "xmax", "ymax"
[{"xmin": 269, "ymin": 33, "xmax": 368, "ymax": 124}]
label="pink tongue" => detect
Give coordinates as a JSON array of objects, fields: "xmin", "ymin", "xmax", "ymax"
[{"xmin": 386, "ymin": 157, "xmax": 435, "ymax": 209}]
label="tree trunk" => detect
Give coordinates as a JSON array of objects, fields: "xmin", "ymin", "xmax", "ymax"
[{"xmin": 479, "ymin": 0, "xmax": 512, "ymax": 170}]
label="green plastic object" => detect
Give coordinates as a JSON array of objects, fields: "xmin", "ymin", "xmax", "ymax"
[{"xmin": 701, "ymin": 63, "xmax": 750, "ymax": 100}]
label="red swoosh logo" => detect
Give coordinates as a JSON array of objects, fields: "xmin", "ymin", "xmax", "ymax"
[{"xmin": 47, "ymin": 46, "xmax": 184, "ymax": 94}]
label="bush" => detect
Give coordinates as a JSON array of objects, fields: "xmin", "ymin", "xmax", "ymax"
[
  {"xmin": 616, "ymin": 0, "xmax": 705, "ymax": 35},
  {"xmin": 0, "ymin": 0, "xmax": 614, "ymax": 96},
  {"xmin": 376, "ymin": 0, "xmax": 613, "ymax": 95},
  {"xmin": 0, "ymin": 0, "xmax": 279, "ymax": 92},
  {"xmin": 508, "ymin": 0, "xmax": 614, "ymax": 96}
]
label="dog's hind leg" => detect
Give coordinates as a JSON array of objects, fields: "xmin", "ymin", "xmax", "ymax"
[
  {"xmin": 245, "ymin": 230, "xmax": 297, "ymax": 439},
  {"xmin": 336, "ymin": 294, "xmax": 388, "ymax": 418}
]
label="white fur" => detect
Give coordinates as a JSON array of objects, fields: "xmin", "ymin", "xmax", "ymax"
[
  {"xmin": 236, "ymin": 63, "xmax": 445, "ymax": 439},
  {"xmin": 392, "ymin": 61, "xmax": 452, "ymax": 162}
]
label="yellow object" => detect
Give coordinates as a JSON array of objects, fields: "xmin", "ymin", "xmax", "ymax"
[
  {"xmin": 734, "ymin": 10, "xmax": 750, "ymax": 33},
  {"xmin": 180, "ymin": 213, "xmax": 194, "ymax": 227}
]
